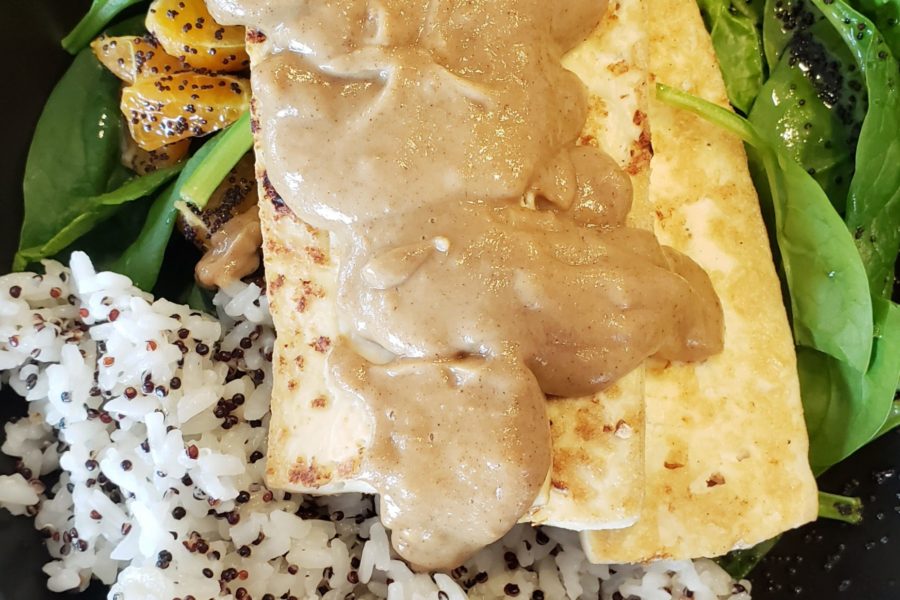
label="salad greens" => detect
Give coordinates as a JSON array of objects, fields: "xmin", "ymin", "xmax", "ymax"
[
  {"xmin": 15, "ymin": 45, "xmax": 181, "ymax": 273},
  {"xmin": 695, "ymin": 0, "xmax": 767, "ymax": 113},
  {"xmin": 812, "ymin": 0, "xmax": 900, "ymax": 299},
  {"xmin": 14, "ymin": 164, "xmax": 183, "ymax": 271},
  {"xmin": 111, "ymin": 125, "xmax": 245, "ymax": 291},
  {"xmin": 18, "ymin": 49, "xmax": 125, "ymax": 260}
]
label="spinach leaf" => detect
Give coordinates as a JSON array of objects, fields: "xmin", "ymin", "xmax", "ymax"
[
  {"xmin": 717, "ymin": 536, "xmax": 781, "ymax": 579},
  {"xmin": 850, "ymin": 0, "xmax": 900, "ymax": 59},
  {"xmin": 13, "ymin": 165, "xmax": 183, "ymax": 270},
  {"xmin": 763, "ymin": 0, "xmax": 798, "ymax": 66},
  {"xmin": 112, "ymin": 122, "xmax": 241, "ymax": 291},
  {"xmin": 749, "ymin": 53, "xmax": 858, "ymax": 209},
  {"xmin": 19, "ymin": 49, "xmax": 122, "ymax": 252},
  {"xmin": 62, "ymin": 0, "xmax": 148, "ymax": 54},
  {"xmin": 752, "ymin": 0, "xmax": 867, "ymax": 210},
  {"xmin": 874, "ymin": 400, "xmax": 900, "ymax": 439},
  {"xmin": 811, "ymin": 0, "xmax": 900, "ymax": 298},
  {"xmin": 801, "ymin": 297, "xmax": 900, "ymax": 471},
  {"xmin": 696, "ymin": 0, "xmax": 768, "ymax": 112},
  {"xmin": 657, "ymin": 84, "xmax": 873, "ymax": 372}
]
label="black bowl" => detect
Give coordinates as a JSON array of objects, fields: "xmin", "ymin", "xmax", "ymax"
[{"xmin": 0, "ymin": 3, "xmax": 897, "ymax": 599}]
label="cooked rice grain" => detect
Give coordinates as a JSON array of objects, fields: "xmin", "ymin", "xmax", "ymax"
[{"xmin": 0, "ymin": 253, "xmax": 752, "ymax": 599}]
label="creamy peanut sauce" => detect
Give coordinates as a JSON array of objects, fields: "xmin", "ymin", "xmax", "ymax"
[
  {"xmin": 195, "ymin": 208, "xmax": 263, "ymax": 289},
  {"xmin": 208, "ymin": 0, "xmax": 723, "ymax": 570}
]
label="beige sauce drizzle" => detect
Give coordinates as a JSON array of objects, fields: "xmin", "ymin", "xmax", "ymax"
[
  {"xmin": 208, "ymin": 0, "xmax": 724, "ymax": 569},
  {"xmin": 195, "ymin": 208, "xmax": 263, "ymax": 288}
]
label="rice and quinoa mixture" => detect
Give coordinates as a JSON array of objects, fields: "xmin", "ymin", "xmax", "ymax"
[{"xmin": 0, "ymin": 253, "xmax": 752, "ymax": 600}]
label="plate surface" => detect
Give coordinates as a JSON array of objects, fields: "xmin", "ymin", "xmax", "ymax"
[{"xmin": 0, "ymin": 2, "xmax": 896, "ymax": 599}]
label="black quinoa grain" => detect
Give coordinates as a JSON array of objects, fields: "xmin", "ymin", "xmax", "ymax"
[
  {"xmin": 9, "ymin": 285, "xmax": 22, "ymax": 298},
  {"xmin": 532, "ymin": 591, "xmax": 544, "ymax": 600},
  {"xmin": 238, "ymin": 545, "xmax": 251, "ymax": 557},
  {"xmin": 170, "ymin": 377, "xmax": 182, "ymax": 390},
  {"xmin": 202, "ymin": 568, "xmax": 214, "ymax": 578},
  {"xmin": 121, "ymin": 460, "xmax": 133, "ymax": 471},
  {"xmin": 222, "ymin": 567, "xmax": 238, "ymax": 582},
  {"xmin": 196, "ymin": 342, "xmax": 209, "ymax": 355},
  {"xmin": 172, "ymin": 507, "xmax": 187, "ymax": 520},
  {"xmin": 347, "ymin": 571, "xmax": 359, "ymax": 584},
  {"xmin": 475, "ymin": 572, "xmax": 488, "ymax": 584},
  {"xmin": 236, "ymin": 491, "xmax": 251, "ymax": 503},
  {"xmin": 535, "ymin": 530, "xmax": 550, "ymax": 545},
  {"xmin": 181, "ymin": 474, "xmax": 193, "ymax": 486},
  {"xmin": 504, "ymin": 583, "xmax": 520, "ymax": 596},
  {"xmin": 125, "ymin": 387, "xmax": 138, "ymax": 399},
  {"xmin": 249, "ymin": 450, "xmax": 264, "ymax": 463}
]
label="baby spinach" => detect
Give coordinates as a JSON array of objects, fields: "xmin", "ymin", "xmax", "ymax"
[
  {"xmin": 14, "ymin": 165, "xmax": 183, "ymax": 270},
  {"xmin": 696, "ymin": 0, "xmax": 768, "ymax": 112},
  {"xmin": 875, "ymin": 400, "xmax": 900, "ymax": 439},
  {"xmin": 16, "ymin": 43, "xmax": 182, "ymax": 272},
  {"xmin": 811, "ymin": 0, "xmax": 900, "ymax": 298},
  {"xmin": 751, "ymin": 0, "xmax": 867, "ymax": 210},
  {"xmin": 112, "ymin": 121, "xmax": 244, "ymax": 291},
  {"xmin": 800, "ymin": 297, "xmax": 900, "ymax": 471},
  {"xmin": 62, "ymin": 0, "xmax": 148, "ymax": 53},
  {"xmin": 850, "ymin": 0, "xmax": 900, "ymax": 59},
  {"xmin": 657, "ymin": 84, "xmax": 873, "ymax": 372},
  {"xmin": 19, "ymin": 49, "xmax": 123, "ymax": 255},
  {"xmin": 749, "ymin": 55, "xmax": 858, "ymax": 209}
]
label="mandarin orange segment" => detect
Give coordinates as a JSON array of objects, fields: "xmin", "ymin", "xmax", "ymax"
[
  {"xmin": 145, "ymin": 0, "xmax": 249, "ymax": 72},
  {"xmin": 122, "ymin": 73, "xmax": 250, "ymax": 151},
  {"xmin": 121, "ymin": 134, "xmax": 191, "ymax": 175},
  {"xmin": 91, "ymin": 34, "xmax": 190, "ymax": 84}
]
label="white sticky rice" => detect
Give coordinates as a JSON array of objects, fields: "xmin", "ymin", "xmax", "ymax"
[{"xmin": 0, "ymin": 253, "xmax": 753, "ymax": 600}]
